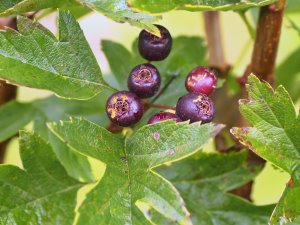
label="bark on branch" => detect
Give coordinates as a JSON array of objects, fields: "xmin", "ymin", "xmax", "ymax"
[{"xmin": 0, "ymin": 18, "xmax": 18, "ymax": 163}]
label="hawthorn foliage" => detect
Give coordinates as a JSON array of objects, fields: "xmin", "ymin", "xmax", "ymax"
[{"xmin": 0, "ymin": 1, "xmax": 299, "ymax": 225}]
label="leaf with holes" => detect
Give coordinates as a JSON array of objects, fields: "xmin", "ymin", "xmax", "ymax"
[
  {"xmin": 49, "ymin": 118, "xmax": 224, "ymax": 224},
  {"xmin": 0, "ymin": 131, "xmax": 83, "ymax": 224},
  {"xmin": 231, "ymin": 74, "xmax": 300, "ymax": 224}
]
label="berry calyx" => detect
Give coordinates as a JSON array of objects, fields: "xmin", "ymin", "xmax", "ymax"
[
  {"xmin": 185, "ymin": 66, "xmax": 217, "ymax": 96},
  {"xmin": 138, "ymin": 25, "xmax": 172, "ymax": 61},
  {"xmin": 106, "ymin": 91, "xmax": 143, "ymax": 127},
  {"xmin": 176, "ymin": 93, "xmax": 215, "ymax": 123},
  {"xmin": 147, "ymin": 111, "xmax": 182, "ymax": 124},
  {"xmin": 128, "ymin": 64, "xmax": 161, "ymax": 98}
]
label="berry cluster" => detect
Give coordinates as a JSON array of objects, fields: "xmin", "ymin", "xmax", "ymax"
[{"xmin": 106, "ymin": 25, "xmax": 217, "ymax": 127}]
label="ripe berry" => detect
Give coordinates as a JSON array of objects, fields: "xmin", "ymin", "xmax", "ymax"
[
  {"xmin": 106, "ymin": 91, "xmax": 143, "ymax": 127},
  {"xmin": 138, "ymin": 25, "xmax": 172, "ymax": 61},
  {"xmin": 185, "ymin": 67, "xmax": 217, "ymax": 96},
  {"xmin": 176, "ymin": 93, "xmax": 214, "ymax": 123},
  {"xmin": 128, "ymin": 64, "xmax": 161, "ymax": 98},
  {"xmin": 148, "ymin": 112, "xmax": 182, "ymax": 124}
]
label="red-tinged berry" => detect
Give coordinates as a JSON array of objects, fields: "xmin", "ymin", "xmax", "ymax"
[
  {"xmin": 176, "ymin": 93, "xmax": 214, "ymax": 123},
  {"xmin": 147, "ymin": 112, "xmax": 182, "ymax": 124},
  {"xmin": 128, "ymin": 64, "xmax": 161, "ymax": 98},
  {"xmin": 138, "ymin": 25, "xmax": 172, "ymax": 61},
  {"xmin": 185, "ymin": 66, "xmax": 217, "ymax": 96},
  {"xmin": 106, "ymin": 91, "xmax": 143, "ymax": 127}
]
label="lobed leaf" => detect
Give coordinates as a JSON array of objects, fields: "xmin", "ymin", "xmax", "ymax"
[
  {"xmin": 0, "ymin": 92, "xmax": 111, "ymax": 182},
  {"xmin": 0, "ymin": 10, "xmax": 114, "ymax": 100},
  {"xmin": 0, "ymin": 131, "xmax": 83, "ymax": 224},
  {"xmin": 231, "ymin": 74, "xmax": 300, "ymax": 224},
  {"xmin": 0, "ymin": 101, "xmax": 35, "ymax": 142},
  {"xmin": 49, "ymin": 118, "xmax": 224, "ymax": 224},
  {"xmin": 156, "ymin": 151, "xmax": 274, "ymax": 225},
  {"xmin": 0, "ymin": 0, "xmax": 160, "ymax": 34}
]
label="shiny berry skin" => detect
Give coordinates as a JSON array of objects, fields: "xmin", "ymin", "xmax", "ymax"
[
  {"xmin": 147, "ymin": 112, "xmax": 182, "ymax": 124},
  {"xmin": 128, "ymin": 64, "xmax": 161, "ymax": 98},
  {"xmin": 138, "ymin": 25, "xmax": 172, "ymax": 61},
  {"xmin": 106, "ymin": 91, "xmax": 144, "ymax": 127},
  {"xmin": 185, "ymin": 67, "xmax": 217, "ymax": 96},
  {"xmin": 176, "ymin": 93, "xmax": 214, "ymax": 123}
]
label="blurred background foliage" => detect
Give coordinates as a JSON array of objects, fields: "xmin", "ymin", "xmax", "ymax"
[{"xmin": 2, "ymin": 0, "xmax": 299, "ymax": 207}]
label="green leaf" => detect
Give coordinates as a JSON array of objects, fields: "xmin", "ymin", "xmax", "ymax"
[
  {"xmin": 0, "ymin": 91, "xmax": 111, "ymax": 182},
  {"xmin": 49, "ymin": 118, "xmax": 224, "ymax": 224},
  {"xmin": 156, "ymin": 151, "xmax": 274, "ymax": 225},
  {"xmin": 230, "ymin": 74, "xmax": 300, "ymax": 224},
  {"xmin": 102, "ymin": 40, "xmax": 143, "ymax": 90},
  {"xmin": 0, "ymin": 101, "xmax": 35, "ymax": 142},
  {"xmin": 0, "ymin": 1, "xmax": 160, "ymax": 34},
  {"xmin": 129, "ymin": 0, "xmax": 277, "ymax": 14},
  {"xmin": 0, "ymin": 10, "xmax": 114, "ymax": 100},
  {"xmin": 276, "ymin": 47, "xmax": 300, "ymax": 102},
  {"xmin": 0, "ymin": 0, "xmax": 70, "ymax": 16},
  {"xmin": 80, "ymin": 0, "xmax": 160, "ymax": 34},
  {"xmin": 286, "ymin": 0, "xmax": 300, "ymax": 14},
  {"xmin": 0, "ymin": 131, "xmax": 83, "ymax": 224}
]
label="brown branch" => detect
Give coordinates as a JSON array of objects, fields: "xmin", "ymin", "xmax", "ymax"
[
  {"xmin": 203, "ymin": 12, "xmax": 232, "ymax": 153},
  {"xmin": 247, "ymin": 2, "xmax": 286, "ymax": 85},
  {"xmin": 234, "ymin": 0, "xmax": 286, "ymax": 200},
  {"xmin": 0, "ymin": 18, "xmax": 18, "ymax": 163}
]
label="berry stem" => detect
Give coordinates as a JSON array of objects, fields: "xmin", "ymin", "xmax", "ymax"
[
  {"xmin": 150, "ymin": 74, "xmax": 176, "ymax": 104},
  {"xmin": 144, "ymin": 103, "xmax": 176, "ymax": 111}
]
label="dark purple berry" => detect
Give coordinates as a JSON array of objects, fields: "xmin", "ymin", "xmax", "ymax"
[
  {"xmin": 147, "ymin": 112, "xmax": 182, "ymax": 124},
  {"xmin": 176, "ymin": 93, "xmax": 214, "ymax": 123},
  {"xmin": 185, "ymin": 67, "xmax": 217, "ymax": 96},
  {"xmin": 128, "ymin": 64, "xmax": 161, "ymax": 98},
  {"xmin": 106, "ymin": 91, "xmax": 143, "ymax": 127},
  {"xmin": 138, "ymin": 25, "xmax": 172, "ymax": 61}
]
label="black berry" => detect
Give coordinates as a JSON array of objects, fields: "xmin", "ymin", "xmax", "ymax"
[
  {"xmin": 128, "ymin": 64, "xmax": 161, "ymax": 98},
  {"xmin": 176, "ymin": 93, "xmax": 214, "ymax": 123},
  {"xmin": 138, "ymin": 25, "xmax": 172, "ymax": 61},
  {"xmin": 185, "ymin": 67, "xmax": 217, "ymax": 96},
  {"xmin": 148, "ymin": 112, "xmax": 182, "ymax": 124},
  {"xmin": 106, "ymin": 91, "xmax": 143, "ymax": 127}
]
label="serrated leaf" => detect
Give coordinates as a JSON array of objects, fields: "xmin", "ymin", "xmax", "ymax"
[
  {"xmin": 230, "ymin": 74, "xmax": 300, "ymax": 224},
  {"xmin": 0, "ymin": 0, "xmax": 160, "ymax": 34},
  {"xmin": 0, "ymin": 101, "xmax": 35, "ymax": 142},
  {"xmin": 0, "ymin": 10, "xmax": 114, "ymax": 100},
  {"xmin": 0, "ymin": 91, "xmax": 111, "ymax": 182},
  {"xmin": 156, "ymin": 151, "xmax": 273, "ymax": 225},
  {"xmin": 0, "ymin": 0, "xmax": 72, "ymax": 16},
  {"xmin": 49, "ymin": 118, "xmax": 224, "ymax": 224},
  {"xmin": 0, "ymin": 131, "xmax": 83, "ymax": 225},
  {"xmin": 79, "ymin": 0, "xmax": 161, "ymax": 34},
  {"xmin": 129, "ymin": 0, "xmax": 277, "ymax": 14}
]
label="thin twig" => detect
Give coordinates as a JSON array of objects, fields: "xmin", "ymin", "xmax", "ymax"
[
  {"xmin": 238, "ymin": 12, "xmax": 255, "ymax": 40},
  {"xmin": 150, "ymin": 75, "xmax": 177, "ymax": 103}
]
